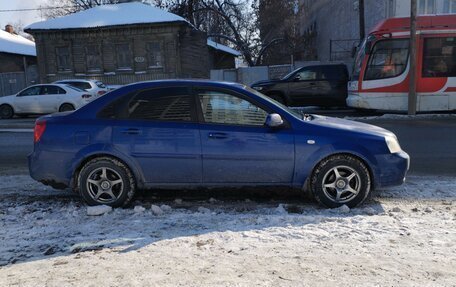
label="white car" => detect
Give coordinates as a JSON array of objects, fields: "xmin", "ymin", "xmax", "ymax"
[
  {"xmin": 0, "ymin": 84, "xmax": 93, "ymax": 119},
  {"xmin": 54, "ymin": 80, "xmax": 109, "ymax": 97}
]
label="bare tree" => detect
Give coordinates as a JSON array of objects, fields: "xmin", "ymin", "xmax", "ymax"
[{"xmin": 43, "ymin": 0, "xmax": 148, "ymax": 18}]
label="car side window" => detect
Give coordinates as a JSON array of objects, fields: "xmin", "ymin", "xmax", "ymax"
[
  {"xmin": 17, "ymin": 86, "xmax": 41, "ymax": 97},
  {"xmin": 40, "ymin": 85, "xmax": 62, "ymax": 95},
  {"xmin": 294, "ymin": 67, "xmax": 327, "ymax": 81},
  {"xmin": 197, "ymin": 89, "xmax": 268, "ymax": 126},
  {"xmin": 117, "ymin": 87, "xmax": 194, "ymax": 122},
  {"xmin": 320, "ymin": 66, "xmax": 347, "ymax": 80}
]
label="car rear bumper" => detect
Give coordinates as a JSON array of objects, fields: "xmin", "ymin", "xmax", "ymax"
[
  {"xmin": 28, "ymin": 150, "xmax": 71, "ymax": 189},
  {"xmin": 374, "ymin": 150, "xmax": 410, "ymax": 188}
]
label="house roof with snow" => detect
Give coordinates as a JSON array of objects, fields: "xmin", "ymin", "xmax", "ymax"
[
  {"xmin": 207, "ymin": 39, "xmax": 241, "ymax": 57},
  {"xmin": 25, "ymin": 2, "xmax": 190, "ymax": 30},
  {"xmin": 0, "ymin": 29, "xmax": 36, "ymax": 57},
  {"xmin": 24, "ymin": 2, "xmax": 240, "ymax": 57}
]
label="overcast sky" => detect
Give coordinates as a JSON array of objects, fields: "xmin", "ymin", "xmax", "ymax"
[{"xmin": 0, "ymin": 0, "xmax": 48, "ymax": 30}]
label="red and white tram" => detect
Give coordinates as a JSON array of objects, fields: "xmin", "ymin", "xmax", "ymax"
[{"xmin": 347, "ymin": 15, "xmax": 456, "ymax": 111}]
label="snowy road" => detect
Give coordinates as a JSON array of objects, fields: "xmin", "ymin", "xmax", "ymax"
[{"xmin": 0, "ymin": 175, "xmax": 455, "ymax": 286}]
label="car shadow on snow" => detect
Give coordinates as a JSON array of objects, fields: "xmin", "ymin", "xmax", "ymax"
[
  {"xmin": 3, "ymin": 174, "xmax": 455, "ymax": 267},
  {"xmin": 0, "ymin": 186, "xmax": 389, "ymax": 267}
]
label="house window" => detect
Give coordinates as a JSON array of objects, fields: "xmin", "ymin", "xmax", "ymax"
[
  {"xmin": 116, "ymin": 43, "xmax": 132, "ymax": 70},
  {"xmin": 147, "ymin": 42, "xmax": 163, "ymax": 67},
  {"xmin": 444, "ymin": 0, "xmax": 456, "ymax": 13},
  {"xmin": 418, "ymin": 0, "xmax": 436, "ymax": 14},
  {"xmin": 56, "ymin": 46, "xmax": 71, "ymax": 71},
  {"xmin": 86, "ymin": 45, "xmax": 101, "ymax": 71}
]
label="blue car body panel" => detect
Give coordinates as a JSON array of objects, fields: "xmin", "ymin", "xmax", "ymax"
[{"xmin": 28, "ymin": 80, "xmax": 409, "ymax": 191}]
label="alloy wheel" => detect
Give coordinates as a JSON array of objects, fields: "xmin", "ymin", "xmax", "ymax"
[
  {"xmin": 86, "ymin": 167, "xmax": 124, "ymax": 204},
  {"xmin": 321, "ymin": 165, "xmax": 361, "ymax": 203}
]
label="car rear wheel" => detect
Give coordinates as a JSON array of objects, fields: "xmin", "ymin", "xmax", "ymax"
[
  {"xmin": 0, "ymin": 104, "xmax": 14, "ymax": 119},
  {"xmin": 310, "ymin": 154, "xmax": 371, "ymax": 208},
  {"xmin": 59, "ymin": 103, "xmax": 75, "ymax": 112},
  {"xmin": 78, "ymin": 157, "xmax": 136, "ymax": 207}
]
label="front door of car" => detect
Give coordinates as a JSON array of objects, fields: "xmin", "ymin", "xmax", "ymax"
[
  {"xmin": 288, "ymin": 67, "xmax": 328, "ymax": 106},
  {"xmin": 14, "ymin": 86, "xmax": 42, "ymax": 113},
  {"xmin": 195, "ymin": 88, "xmax": 295, "ymax": 184},
  {"xmin": 110, "ymin": 86, "xmax": 202, "ymax": 184}
]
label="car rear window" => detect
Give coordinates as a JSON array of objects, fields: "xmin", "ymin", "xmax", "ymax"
[
  {"xmin": 65, "ymin": 85, "xmax": 85, "ymax": 92},
  {"xmin": 62, "ymin": 81, "xmax": 92, "ymax": 90}
]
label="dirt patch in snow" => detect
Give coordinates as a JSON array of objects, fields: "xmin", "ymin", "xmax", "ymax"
[{"xmin": 0, "ymin": 175, "xmax": 455, "ymax": 286}]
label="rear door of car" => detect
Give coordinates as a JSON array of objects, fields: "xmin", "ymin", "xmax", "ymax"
[
  {"xmin": 38, "ymin": 85, "xmax": 66, "ymax": 113},
  {"xmin": 109, "ymin": 86, "xmax": 202, "ymax": 184},
  {"xmin": 194, "ymin": 86, "xmax": 295, "ymax": 184},
  {"xmin": 320, "ymin": 65, "xmax": 349, "ymax": 105}
]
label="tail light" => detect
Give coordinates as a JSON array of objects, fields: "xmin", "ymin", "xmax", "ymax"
[
  {"xmin": 97, "ymin": 90, "xmax": 107, "ymax": 96},
  {"xmin": 82, "ymin": 94, "xmax": 92, "ymax": 99},
  {"xmin": 34, "ymin": 120, "xmax": 46, "ymax": 143}
]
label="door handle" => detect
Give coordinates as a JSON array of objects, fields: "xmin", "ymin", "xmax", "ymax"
[
  {"xmin": 208, "ymin": 132, "xmax": 228, "ymax": 139},
  {"xmin": 121, "ymin": 128, "xmax": 141, "ymax": 135}
]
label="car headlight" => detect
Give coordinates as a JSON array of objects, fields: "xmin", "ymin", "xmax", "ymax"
[
  {"xmin": 252, "ymin": 86, "xmax": 264, "ymax": 91},
  {"xmin": 385, "ymin": 135, "xmax": 401, "ymax": 153}
]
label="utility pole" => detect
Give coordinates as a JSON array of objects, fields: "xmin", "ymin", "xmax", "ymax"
[
  {"xmin": 358, "ymin": 0, "xmax": 365, "ymax": 40},
  {"xmin": 408, "ymin": 0, "xmax": 418, "ymax": 115}
]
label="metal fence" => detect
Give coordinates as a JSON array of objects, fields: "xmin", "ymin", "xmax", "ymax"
[
  {"xmin": 210, "ymin": 62, "xmax": 322, "ymax": 85},
  {"xmin": 0, "ymin": 72, "xmax": 26, "ymax": 97},
  {"xmin": 329, "ymin": 39, "xmax": 360, "ymax": 61},
  {"xmin": 0, "ymin": 66, "xmax": 39, "ymax": 97}
]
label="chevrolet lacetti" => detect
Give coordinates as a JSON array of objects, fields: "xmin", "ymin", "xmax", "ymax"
[{"xmin": 28, "ymin": 80, "xmax": 410, "ymax": 208}]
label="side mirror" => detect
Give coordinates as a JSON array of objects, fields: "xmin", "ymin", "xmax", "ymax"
[
  {"xmin": 293, "ymin": 75, "xmax": 301, "ymax": 82},
  {"xmin": 265, "ymin": 113, "xmax": 284, "ymax": 128}
]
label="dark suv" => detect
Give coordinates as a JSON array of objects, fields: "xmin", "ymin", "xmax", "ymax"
[{"xmin": 251, "ymin": 64, "xmax": 349, "ymax": 107}]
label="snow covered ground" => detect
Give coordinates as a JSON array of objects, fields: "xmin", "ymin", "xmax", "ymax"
[{"xmin": 0, "ymin": 175, "xmax": 455, "ymax": 286}]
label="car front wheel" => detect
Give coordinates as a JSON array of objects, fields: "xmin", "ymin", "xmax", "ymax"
[
  {"xmin": 310, "ymin": 154, "xmax": 371, "ymax": 208},
  {"xmin": 77, "ymin": 157, "xmax": 136, "ymax": 207}
]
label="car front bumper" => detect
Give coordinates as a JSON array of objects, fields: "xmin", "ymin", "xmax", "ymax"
[{"xmin": 374, "ymin": 150, "xmax": 410, "ymax": 188}]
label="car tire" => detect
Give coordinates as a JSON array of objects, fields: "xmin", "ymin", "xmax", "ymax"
[
  {"xmin": 59, "ymin": 103, "xmax": 75, "ymax": 112},
  {"xmin": 0, "ymin": 104, "xmax": 14, "ymax": 119},
  {"xmin": 77, "ymin": 157, "xmax": 136, "ymax": 207},
  {"xmin": 310, "ymin": 154, "xmax": 371, "ymax": 208}
]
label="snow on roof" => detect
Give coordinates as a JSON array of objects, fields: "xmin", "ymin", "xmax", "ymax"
[
  {"xmin": 0, "ymin": 29, "xmax": 36, "ymax": 56},
  {"xmin": 207, "ymin": 39, "xmax": 241, "ymax": 56},
  {"xmin": 25, "ymin": 2, "xmax": 190, "ymax": 31}
]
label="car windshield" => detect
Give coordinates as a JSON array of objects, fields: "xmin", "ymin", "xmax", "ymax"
[
  {"xmin": 65, "ymin": 85, "xmax": 85, "ymax": 92},
  {"xmin": 281, "ymin": 68, "xmax": 299, "ymax": 80},
  {"xmin": 244, "ymin": 86, "xmax": 304, "ymax": 119}
]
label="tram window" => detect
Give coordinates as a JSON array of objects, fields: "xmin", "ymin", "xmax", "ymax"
[
  {"xmin": 422, "ymin": 37, "xmax": 456, "ymax": 78},
  {"xmin": 364, "ymin": 39, "xmax": 409, "ymax": 80}
]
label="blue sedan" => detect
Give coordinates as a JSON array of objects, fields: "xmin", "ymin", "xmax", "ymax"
[{"xmin": 28, "ymin": 80, "xmax": 409, "ymax": 208}]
